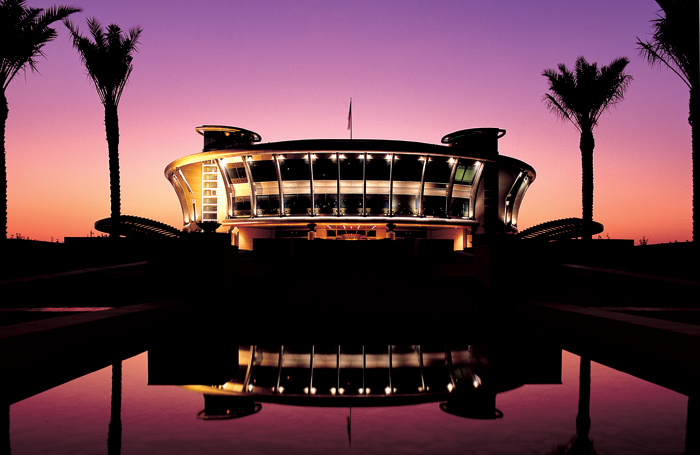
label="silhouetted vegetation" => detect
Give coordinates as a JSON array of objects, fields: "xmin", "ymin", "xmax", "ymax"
[
  {"xmin": 64, "ymin": 17, "xmax": 142, "ymax": 238},
  {"xmin": 0, "ymin": 0, "xmax": 80, "ymax": 242},
  {"xmin": 543, "ymin": 56, "xmax": 632, "ymax": 239},
  {"xmin": 637, "ymin": 0, "xmax": 699, "ymax": 243}
]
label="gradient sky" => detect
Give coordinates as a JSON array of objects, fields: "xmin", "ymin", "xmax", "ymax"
[{"xmin": 4, "ymin": 0, "xmax": 693, "ymax": 243}]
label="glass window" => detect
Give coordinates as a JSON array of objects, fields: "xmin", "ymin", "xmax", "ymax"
[
  {"xmin": 203, "ymin": 197, "xmax": 217, "ymax": 204},
  {"xmin": 424, "ymin": 156, "xmax": 453, "ymax": 184},
  {"xmin": 339, "ymin": 154, "xmax": 364, "ymax": 180},
  {"xmin": 392, "ymin": 195, "xmax": 418, "ymax": 216},
  {"xmin": 250, "ymin": 160, "xmax": 278, "ymax": 182},
  {"xmin": 366, "ymin": 155, "xmax": 391, "ymax": 181},
  {"xmin": 203, "ymin": 166, "xmax": 218, "ymax": 173},
  {"xmin": 284, "ymin": 194, "xmax": 312, "ymax": 215},
  {"xmin": 226, "ymin": 164, "xmax": 247, "ymax": 183},
  {"xmin": 256, "ymin": 195, "xmax": 280, "ymax": 216},
  {"xmin": 312, "ymin": 154, "xmax": 338, "ymax": 180},
  {"xmin": 279, "ymin": 156, "xmax": 310, "ymax": 181},
  {"xmin": 422, "ymin": 195, "xmax": 447, "ymax": 217},
  {"xmin": 454, "ymin": 160, "xmax": 478, "ymax": 184},
  {"xmin": 314, "ymin": 193, "xmax": 337, "ymax": 215},
  {"xmin": 451, "ymin": 197, "xmax": 470, "ymax": 218},
  {"xmin": 392, "ymin": 155, "xmax": 423, "ymax": 182},
  {"xmin": 203, "ymin": 181, "xmax": 217, "ymax": 188},
  {"xmin": 233, "ymin": 197, "xmax": 251, "ymax": 216},
  {"xmin": 203, "ymin": 213, "xmax": 217, "ymax": 220},
  {"xmin": 365, "ymin": 194, "xmax": 389, "ymax": 215},
  {"xmin": 340, "ymin": 194, "xmax": 363, "ymax": 215}
]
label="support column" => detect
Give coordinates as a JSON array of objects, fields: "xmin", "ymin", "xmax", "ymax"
[{"xmin": 386, "ymin": 223, "xmax": 396, "ymax": 240}]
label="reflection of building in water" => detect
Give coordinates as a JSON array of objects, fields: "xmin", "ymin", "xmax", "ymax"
[
  {"xmin": 164, "ymin": 126, "xmax": 536, "ymax": 249},
  {"xmin": 148, "ymin": 344, "xmax": 561, "ymax": 420}
]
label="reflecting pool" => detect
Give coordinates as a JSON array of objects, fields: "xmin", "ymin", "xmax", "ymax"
[{"xmin": 7, "ymin": 348, "xmax": 688, "ymax": 455}]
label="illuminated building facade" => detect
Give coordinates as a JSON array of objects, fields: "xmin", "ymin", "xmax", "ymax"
[{"xmin": 164, "ymin": 126, "xmax": 535, "ymax": 249}]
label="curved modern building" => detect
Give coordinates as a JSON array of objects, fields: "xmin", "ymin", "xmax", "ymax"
[{"xmin": 164, "ymin": 126, "xmax": 535, "ymax": 249}]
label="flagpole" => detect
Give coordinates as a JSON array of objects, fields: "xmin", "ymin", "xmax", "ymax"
[{"xmin": 348, "ymin": 97, "xmax": 353, "ymax": 140}]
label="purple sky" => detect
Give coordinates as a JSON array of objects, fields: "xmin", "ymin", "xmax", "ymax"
[{"xmin": 4, "ymin": 0, "xmax": 692, "ymax": 243}]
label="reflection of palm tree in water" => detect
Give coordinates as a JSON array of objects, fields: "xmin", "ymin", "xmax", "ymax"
[
  {"xmin": 108, "ymin": 361, "xmax": 122, "ymax": 455},
  {"xmin": 548, "ymin": 356, "xmax": 596, "ymax": 455}
]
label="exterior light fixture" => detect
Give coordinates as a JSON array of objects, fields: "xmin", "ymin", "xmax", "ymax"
[
  {"xmin": 338, "ymin": 388, "xmax": 345, "ymax": 395},
  {"xmin": 447, "ymin": 383, "xmax": 454, "ymax": 392},
  {"xmin": 472, "ymin": 375, "xmax": 482, "ymax": 388},
  {"xmin": 247, "ymin": 384, "xmax": 254, "ymax": 392},
  {"xmin": 278, "ymin": 386, "xmax": 285, "ymax": 393},
  {"xmin": 339, "ymin": 154, "xmax": 346, "ymax": 159},
  {"xmin": 304, "ymin": 387, "xmax": 309, "ymax": 394},
  {"xmin": 358, "ymin": 388, "xmax": 364, "ymax": 394},
  {"xmin": 385, "ymin": 154, "xmax": 392, "ymax": 160},
  {"xmin": 330, "ymin": 387, "xmax": 337, "ymax": 395},
  {"xmin": 384, "ymin": 386, "xmax": 392, "ymax": 395},
  {"xmin": 310, "ymin": 387, "xmax": 317, "ymax": 395}
]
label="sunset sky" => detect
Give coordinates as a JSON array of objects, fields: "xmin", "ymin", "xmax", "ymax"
[{"xmin": 4, "ymin": 0, "xmax": 693, "ymax": 244}]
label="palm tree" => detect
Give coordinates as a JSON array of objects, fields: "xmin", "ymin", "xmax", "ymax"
[
  {"xmin": 64, "ymin": 18, "xmax": 141, "ymax": 237},
  {"xmin": 0, "ymin": 0, "xmax": 80, "ymax": 241},
  {"xmin": 637, "ymin": 0, "xmax": 699, "ymax": 243},
  {"xmin": 543, "ymin": 56, "xmax": 632, "ymax": 237}
]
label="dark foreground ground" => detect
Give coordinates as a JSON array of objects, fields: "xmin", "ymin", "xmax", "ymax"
[{"xmin": 0, "ymin": 237, "xmax": 698, "ymax": 417}]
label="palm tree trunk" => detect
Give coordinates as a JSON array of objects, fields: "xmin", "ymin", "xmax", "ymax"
[
  {"xmin": 104, "ymin": 102, "xmax": 121, "ymax": 238},
  {"xmin": 107, "ymin": 361, "xmax": 122, "ymax": 455},
  {"xmin": 576, "ymin": 356, "xmax": 591, "ymax": 439},
  {"xmin": 1, "ymin": 90, "xmax": 8, "ymax": 242},
  {"xmin": 579, "ymin": 130, "xmax": 595, "ymax": 239},
  {"xmin": 690, "ymin": 86, "xmax": 698, "ymax": 244}
]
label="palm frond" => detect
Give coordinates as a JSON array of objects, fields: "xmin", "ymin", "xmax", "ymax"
[
  {"xmin": 542, "ymin": 56, "xmax": 631, "ymax": 132},
  {"xmin": 0, "ymin": 0, "xmax": 80, "ymax": 90},
  {"xmin": 636, "ymin": 0, "xmax": 697, "ymax": 90},
  {"xmin": 64, "ymin": 17, "xmax": 142, "ymax": 107}
]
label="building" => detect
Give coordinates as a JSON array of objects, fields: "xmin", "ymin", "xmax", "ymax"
[{"xmin": 164, "ymin": 126, "xmax": 535, "ymax": 250}]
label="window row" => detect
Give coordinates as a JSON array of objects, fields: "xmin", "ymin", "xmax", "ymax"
[
  {"xmin": 231, "ymin": 194, "xmax": 470, "ymax": 218},
  {"xmin": 225, "ymin": 155, "xmax": 479, "ymax": 186}
]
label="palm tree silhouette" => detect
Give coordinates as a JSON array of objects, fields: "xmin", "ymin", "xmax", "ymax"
[
  {"xmin": 64, "ymin": 18, "xmax": 142, "ymax": 238},
  {"xmin": 543, "ymin": 56, "xmax": 632, "ymax": 238},
  {"xmin": 0, "ymin": 0, "xmax": 80, "ymax": 241},
  {"xmin": 637, "ymin": 0, "xmax": 699, "ymax": 243}
]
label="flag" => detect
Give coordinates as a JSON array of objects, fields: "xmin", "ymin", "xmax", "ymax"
[{"xmin": 347, "ymin": 98, "xmax": 352, "ymax": 130}]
